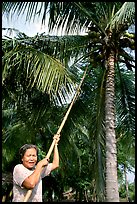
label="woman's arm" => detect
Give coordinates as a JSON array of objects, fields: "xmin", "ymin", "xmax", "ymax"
[
  {"xmin": 22, "ymin": 158, "xmax": 49, "ymax": 189},
  {"xmin": 22, "ymin": 134, "xmax": 60, "ymax": 189},
  {"xmin": 51, "ymin": 143, "xmax": 59, "ymax": 170}
]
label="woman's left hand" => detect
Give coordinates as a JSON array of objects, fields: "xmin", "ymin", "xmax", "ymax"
[{"xmin": 53, "ymin": 134, "xmax": 60, "ymax": 144}]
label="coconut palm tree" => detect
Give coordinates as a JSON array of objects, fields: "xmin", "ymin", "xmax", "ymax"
[{"xmin": 2, "ymin": 2, "xmax": 135, "ymax": 202}]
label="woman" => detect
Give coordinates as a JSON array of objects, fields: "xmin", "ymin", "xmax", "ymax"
[{"xmin": 12, "ymin": 134, "xmax": 60, "ymax": 202}]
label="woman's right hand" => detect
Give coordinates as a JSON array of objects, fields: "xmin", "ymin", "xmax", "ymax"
[{"xmin": 37, "ymin": 157, "xmax": 49, "ymax": 168}]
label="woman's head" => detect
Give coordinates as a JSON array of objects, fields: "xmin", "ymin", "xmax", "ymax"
[{"xmin": 19, "ymin": 144, "xmax": 38, "ymax": 169}]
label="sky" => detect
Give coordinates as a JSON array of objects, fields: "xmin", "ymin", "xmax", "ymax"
[
  {"xmin": 126, "ymin": 167, "xmax": 135, "ymax": 184},
  {"xmin": 2, "ymin": 7, "xmax": 87, "ymax": 38},
  {"xmin": 2, "ymin": 13, "xmax": 49, "ymax": 37},
  {"xmin": 2, "ymin": 7, "xmax": 135, "ymax": 184}
]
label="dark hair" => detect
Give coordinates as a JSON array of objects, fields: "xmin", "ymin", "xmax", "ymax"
[{"xmin": 19, "ymin": 144, "xmax": 38, "ymax": 162}]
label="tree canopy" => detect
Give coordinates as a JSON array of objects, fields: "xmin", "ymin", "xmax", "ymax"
[{"xmin": 2, "ymin": 2, "xmax": 135, "ymax": 202}]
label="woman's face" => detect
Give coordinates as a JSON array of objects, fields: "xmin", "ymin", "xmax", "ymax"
[{"xmin": 22, "ymin": 148, "xmax": 37, "ymax": 169}]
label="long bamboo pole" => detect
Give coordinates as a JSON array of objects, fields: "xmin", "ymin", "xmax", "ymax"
[{"xmin": 23, "ymin": 67, "xmax": 88, "ymax": 202}]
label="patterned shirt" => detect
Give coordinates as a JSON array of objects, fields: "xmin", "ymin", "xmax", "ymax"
[{"xmin": 12, "ymin": 163, "xmax": 52, "ymax": 202}]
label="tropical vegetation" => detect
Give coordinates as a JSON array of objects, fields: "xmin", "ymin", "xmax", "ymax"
[{"xmin": 2, "ymin": 2, "xmax": 135, "ymax": 202}]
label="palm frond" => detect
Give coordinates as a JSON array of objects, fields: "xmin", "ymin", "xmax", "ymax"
[
  {"xmin": 88, "ymin": 67, "xmax": 106, "ymax": 201},
  {"xmin": 28, "ymin": 33, "xmax": 91, "ymax": 66},
  {"xmin": 2, "ymin": 43, "xmax": 75, "ymax": 104},
  {"xmin": 115, "ymin": 64, "xmax": 135, "ymax": 137},
  {"xmin": 110, "ymin": 2, "xmax": 135, "ymax": 31},
  {"xmin": 2, "ymin": 2, "xmax": 49, "ymax": 24}
]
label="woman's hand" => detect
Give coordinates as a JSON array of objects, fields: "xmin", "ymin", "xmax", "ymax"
[
  {"xmin": 53, "ymin": 133, "xmax": 60, "ymax": 145},
  {"xmin": 37, "ymin": 157, "xmax": 49, "ymax": 168}
]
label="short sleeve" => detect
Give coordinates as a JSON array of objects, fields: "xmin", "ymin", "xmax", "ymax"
[
  {"xmin": 41, "ymin": 163, "xmax": 52, "ymax": 178},
  {"xmin": 13, "ymin": 164, "xmax": 33, "ymax": 187}
]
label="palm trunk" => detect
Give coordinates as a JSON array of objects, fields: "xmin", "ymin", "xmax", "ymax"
[{"xmin": 105, "ymin": 50, "xmax": 119, "ymax": 202}]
